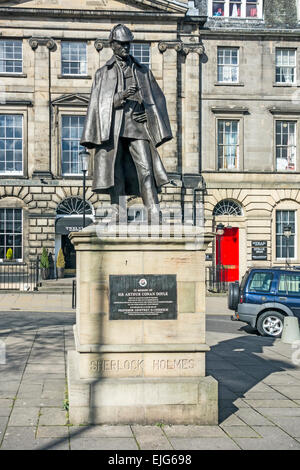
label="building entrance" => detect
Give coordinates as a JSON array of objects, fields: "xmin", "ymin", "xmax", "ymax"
[
  {"xmin": 62, "ymin": 235, "xmax": 76, "ymax": 270},
  {"xmin": 216, "ymin": 227, "xmax": 239, "ymax": 282},
  {"xmin": 55, "ymin": 197, "xmax": 94, "ymax": 273}
]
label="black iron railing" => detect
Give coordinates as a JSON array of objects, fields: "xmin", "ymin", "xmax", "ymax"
[
  {"xmin": 0, "ymin": 261, "xmax": 40, "ymax": 291},
  {"xmin": 206, "ymin": 265, "xmax": 231, "ymax": 293},
  {"xmin": 72, "ymin": 279, "xmax": 76, "ymax": 309}
]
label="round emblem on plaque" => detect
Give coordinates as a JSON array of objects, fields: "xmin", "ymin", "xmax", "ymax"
[{"xmin": 139, "ymin": 278, "xmax": 147, "ymax": 287}]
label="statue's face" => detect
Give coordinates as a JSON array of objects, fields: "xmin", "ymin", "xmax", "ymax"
[{"xmin": 111, "ymin": 40, "xmax": 130, "ymax": 60}]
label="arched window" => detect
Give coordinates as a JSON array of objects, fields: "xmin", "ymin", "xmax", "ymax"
[
  {"xmin": 57, "ymin": 197, "xmax": 93, "ymax": 216},
  {"xmin": 213, "ymin": 199, "xmax": 242, "ymax": 216}
]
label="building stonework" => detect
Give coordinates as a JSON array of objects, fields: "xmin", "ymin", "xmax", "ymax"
[
  {"xmin": 0, "ymin": 0, "xmax": 299, "ymax": 280},
  {"xmin": 0, "ymin": 0, "xmax": 205, "ymax": 270}
]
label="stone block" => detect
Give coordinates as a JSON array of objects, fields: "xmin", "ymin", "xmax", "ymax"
[
  {"xmin": 79, "ymin": 351, "xmax": 205, "ymax": 379},
  {"xmin": 68, "ymin": 351, "xmax": 218, "ymax": 425}
]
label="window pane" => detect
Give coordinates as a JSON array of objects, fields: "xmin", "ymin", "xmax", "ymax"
[
  {"xmin": 217, "ymin": 48, "xmax": 238, "ymax": 83},
  {"xmin": 0, "ymin": 114, "xmax": 23, "ymax": 174},
  {"xmin": 276, "ymin": 210, "xmax": 296, "ymax": 259},
  {"xmin": 276, "ymin": 121, "xmax": 296, "ymax": 171},
  {"xmin": 61, "ymin": 42, "xmax": 87, "ymax": 76},
  {"xmin": 0, "ymin": 208, "xmax": 22, "ymax": 260},
  {"xmin": 218, "ymin": 120, "xmax": 239, "ymax": 170},
  {"xmin": 230, "ymin": 2, "xmax": 241, "ymax": 17},
  {"xmin": 130, "ymin": 43, "xmax": 151, "ymax": 68},
  {"xmin": 61, "ymin": 115, "xmax": 85, "ymax": 174},
  {"xmin": 249, "ymin": 272, "xmax": 273, "ymax": 292},
  {"xmin": 0, "ymin": 40, "xmax": 23, "ymax": 73},
  {"xmin": 213, "ymin": 2, "xmax": 225, "ymax": 16}
]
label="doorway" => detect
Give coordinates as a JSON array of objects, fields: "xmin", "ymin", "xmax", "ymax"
[
  {"xmin": 216, "ymin": 227, "xmax": 239, "ymax": 282},
  {"xmin": 61, "ymin": 235, "xmax": 76, "ymax": 270}
]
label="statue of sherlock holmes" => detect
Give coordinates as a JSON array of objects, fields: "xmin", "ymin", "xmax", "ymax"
[{"xmin": 80, "ymin": 24, "xmax": 173, "ymax": 222}]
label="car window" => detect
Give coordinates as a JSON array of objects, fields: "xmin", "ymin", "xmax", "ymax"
[
  {"xmin": 279, "ymin": 274, "xmax": 300, "ymax": 295},
  {"xmin": 248, "ymin": 272, "xmax": 273, "ymax": 292}
]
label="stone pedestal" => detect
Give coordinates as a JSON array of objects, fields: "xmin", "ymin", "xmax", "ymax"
[{"xmin": 67, "ymin": 223, "xmax": 218, "ymax": 425}]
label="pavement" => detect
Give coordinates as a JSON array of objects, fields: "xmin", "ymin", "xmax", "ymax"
[{"xmin": 0, "ymin": 294, "xmax": 300, "ymax": 450}]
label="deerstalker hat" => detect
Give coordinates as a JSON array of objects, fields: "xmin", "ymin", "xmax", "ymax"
[{"xmin": 109, "ymin": 24, "xmax": 134, "ymax": 42}]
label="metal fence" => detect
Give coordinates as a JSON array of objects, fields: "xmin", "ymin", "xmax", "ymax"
[
  {"xmin": 72, "ymin": 279, "xmax": 76, "ymax": 309},
  {"xmin": 0, "ymin": 262, "xmax": 40, "ymax": 291},
  {"xmin": 206, "ymin": 265, "xmax": 231, "ymax": 293}
]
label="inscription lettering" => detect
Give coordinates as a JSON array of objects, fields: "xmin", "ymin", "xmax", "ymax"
[
  {"xmin": 90, "ymin": 359, "xmax": 144, "ymax": 372},
  {"xmin": 152, "ymin": 359, "xmax": 195, "ymax": 370}
]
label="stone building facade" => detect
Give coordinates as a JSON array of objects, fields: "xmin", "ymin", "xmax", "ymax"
[
  {"xmin": 0, "ymin": 0, "xmax": 299, "ymax": 280},
  {"xmin": 0, "ymin": 0, "xmax": 205, "ymax": 272},
  {"xmin": 198, "ymin": 0, "xmax": 300, "ymax": 281}
]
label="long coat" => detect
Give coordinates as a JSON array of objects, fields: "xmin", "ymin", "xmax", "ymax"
[{"xmin": 80, "ymin": 55, "xmax": 173, "ymax": 195}]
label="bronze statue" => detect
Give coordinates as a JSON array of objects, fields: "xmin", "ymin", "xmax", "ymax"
[{"xmin": 80, "ymin": 24, "xmax": 173, "ymax": 222}]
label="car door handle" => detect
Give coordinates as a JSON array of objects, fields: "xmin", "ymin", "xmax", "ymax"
[{"xmin": 279, "ymin": 297, "xmax": 287, "ymax": 300}]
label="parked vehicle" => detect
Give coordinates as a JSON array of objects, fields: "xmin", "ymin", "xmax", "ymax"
[{"xmin": 228, "ymin": 267, "xmax": 300, "ymax": 337}]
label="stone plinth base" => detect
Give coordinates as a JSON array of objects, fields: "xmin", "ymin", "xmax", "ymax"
[
  {"xmin": 68, "ymin": 350, "xmax": 218, "ymax": 425},
  {"xmin": 67, "ymin": 224, "xmax": 218, "ymax": 425}
]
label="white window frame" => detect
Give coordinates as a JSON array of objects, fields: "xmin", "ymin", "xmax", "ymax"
[
  {"xmin": 275, "ymin": 48, "xmax": 296, "ymax": 85},
  {"xmin": 0, "ymin": 208, "xmax": 23, "ymax": 262},
  {"xmin": 130, "ymin": 43, "xmax": 151, "ymax": 68},
  {"xmin": 0, "ymin": 114, "xmax": 24, "ymax": 176},
  {"xmin": 275, "ymin": 120, "xmax": 297, "ymax": 172},
  {"xmin": 217, "ymin": 47, "xmax": 239, "ymax": 83},
  {"xmin": 61, "ymin": 42, "xmax": 87, "ymax": 76},
  {"xmin": 209, "ymin": 0, "xmax": 263, "ymax": 18},
  {"xmin": 60, "ymin": 114, "xmax": 85, "ymax": 176},
  {"xmin": 275, "ymin": 210, "xmax": 297, "ymax": 261},
  {"xmin": 217, "ymin": 119, "xmax": 240, "ymax": 170},
  {"xmin": 0, "ymin": 39, "xmax": 23, "ymax": 75}
]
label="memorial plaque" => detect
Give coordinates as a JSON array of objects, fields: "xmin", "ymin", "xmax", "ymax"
[{"xmin": 109, "ymin": 275, "xmax": 177, "ymax": 320}]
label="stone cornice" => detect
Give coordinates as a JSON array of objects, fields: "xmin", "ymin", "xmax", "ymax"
[
  {"xmin": 201, "ymin": 29, "xmax": 300, "ymax": 40},
  {"xmin": 211, "ymin": 106, "xmax": 249, "ymax": 115},
  {"xmin": 0, "ymin": 6, "xmax": 186, "ymax": 20},
  {"xmin": 269, "ymin": 107, "xmax": 300, "ymax": 115}
]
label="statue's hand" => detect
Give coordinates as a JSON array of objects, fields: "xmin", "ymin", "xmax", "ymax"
[
  {"xmin": 122, "ymin": 85, "xmax": 138, "ymax": 100},
  {"xmin": 133, "ymin": 111, "xmax": 147, "ymax": 123}
]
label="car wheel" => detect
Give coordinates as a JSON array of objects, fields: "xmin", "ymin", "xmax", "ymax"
[
  {"xmin": 257, "ymin": 311, "xmax": 285, "ymax": 337},
  {"xmin": 228, "ymin": 281, "xmax": 240, "ymax": 311}
]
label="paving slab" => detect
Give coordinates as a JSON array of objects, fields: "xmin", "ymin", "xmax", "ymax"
[
  {"xmin": 131, "ymin": 425, "xmax": 173, "ymax": 450},
  {"xmin": 69, "ymin": 425, "xmax": 133, "ymax": 438},
  {"xmin": 37, "ymin": 426, "xmax": 69, "ymax": 439},
  {"xmin": 221, "ymin": 425, "xmax": 261, "ymax": 438},
  {"xmin": 270, "ymin": 386, "xmax": 300, "ymax": 400},
  {"xmin": 34, "ymin": 438, "xmax": 70, "ymax": 450},
  {"xmin": 70, "ymin": 437, "xmax": 139, "ymax": 451},
  {"xmin": 38, "ymin": 408, "xmax": 67, "ymax": 426},
  {"xmin": 266, "ymin": 416, "xmax": 300, "ymax": 437},
  {"xmin": 244, "ymin": 399, "xmax": 300, "ymax": 408},
  {"xmin": 235, "ymin": 409, "xmax": 273, "ymax": 426},
  {"xmin": 1, "ymin": 426, "xmax": 37, "ymax": 450},
  {"xmin": 263, "ymin": 373, "xmax": 300, "ymax": 386},
  {"xmin": 169, "ymin": 437, "xmax": 240, "ymax": 450},
  {"xmin": 163, "ymin": 425, "xmax": 227, "ymax": 438},
  {"xmin": 219, "ymin": 415, "xmax": 248, "ymax": 426},
  {"xmin": 256, "ymin": 407, "xmax": 300, "ymax": 418},
  {"xmin": 9, "ymin": 406, "xmax": 40, "ymax": 427},
  {"xmin": 234, "ymin": 426, "xmax": 300, "ymax": 450}
]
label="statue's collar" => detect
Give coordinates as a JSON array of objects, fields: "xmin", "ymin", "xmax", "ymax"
[{"xmin": 106, "ymin": 54, "xmax": 141, "ymax": 68}]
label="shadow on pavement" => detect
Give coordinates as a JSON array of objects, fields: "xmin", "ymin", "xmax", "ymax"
[{"xmin": 206, "ymin": 334, "xmax": 297, "ymax": 423}]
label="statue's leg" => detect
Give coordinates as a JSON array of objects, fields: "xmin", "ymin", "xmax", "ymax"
[
  {"xmin": 128, "ymin": 139, "xmax": 160, "ymax": 223},
  {"xmin": 109, "ymin": 140, "xmax": 126, "ymax": 222}
]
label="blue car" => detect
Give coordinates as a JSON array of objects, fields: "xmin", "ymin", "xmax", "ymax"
[{"xmin": 228, "ymin": 267, "xmax": 300, "ymax": 337}]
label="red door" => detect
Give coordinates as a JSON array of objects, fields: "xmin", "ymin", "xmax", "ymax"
[{"xmin": 216, "ymin": 227, "xmax": 239, "ymax": 282}]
